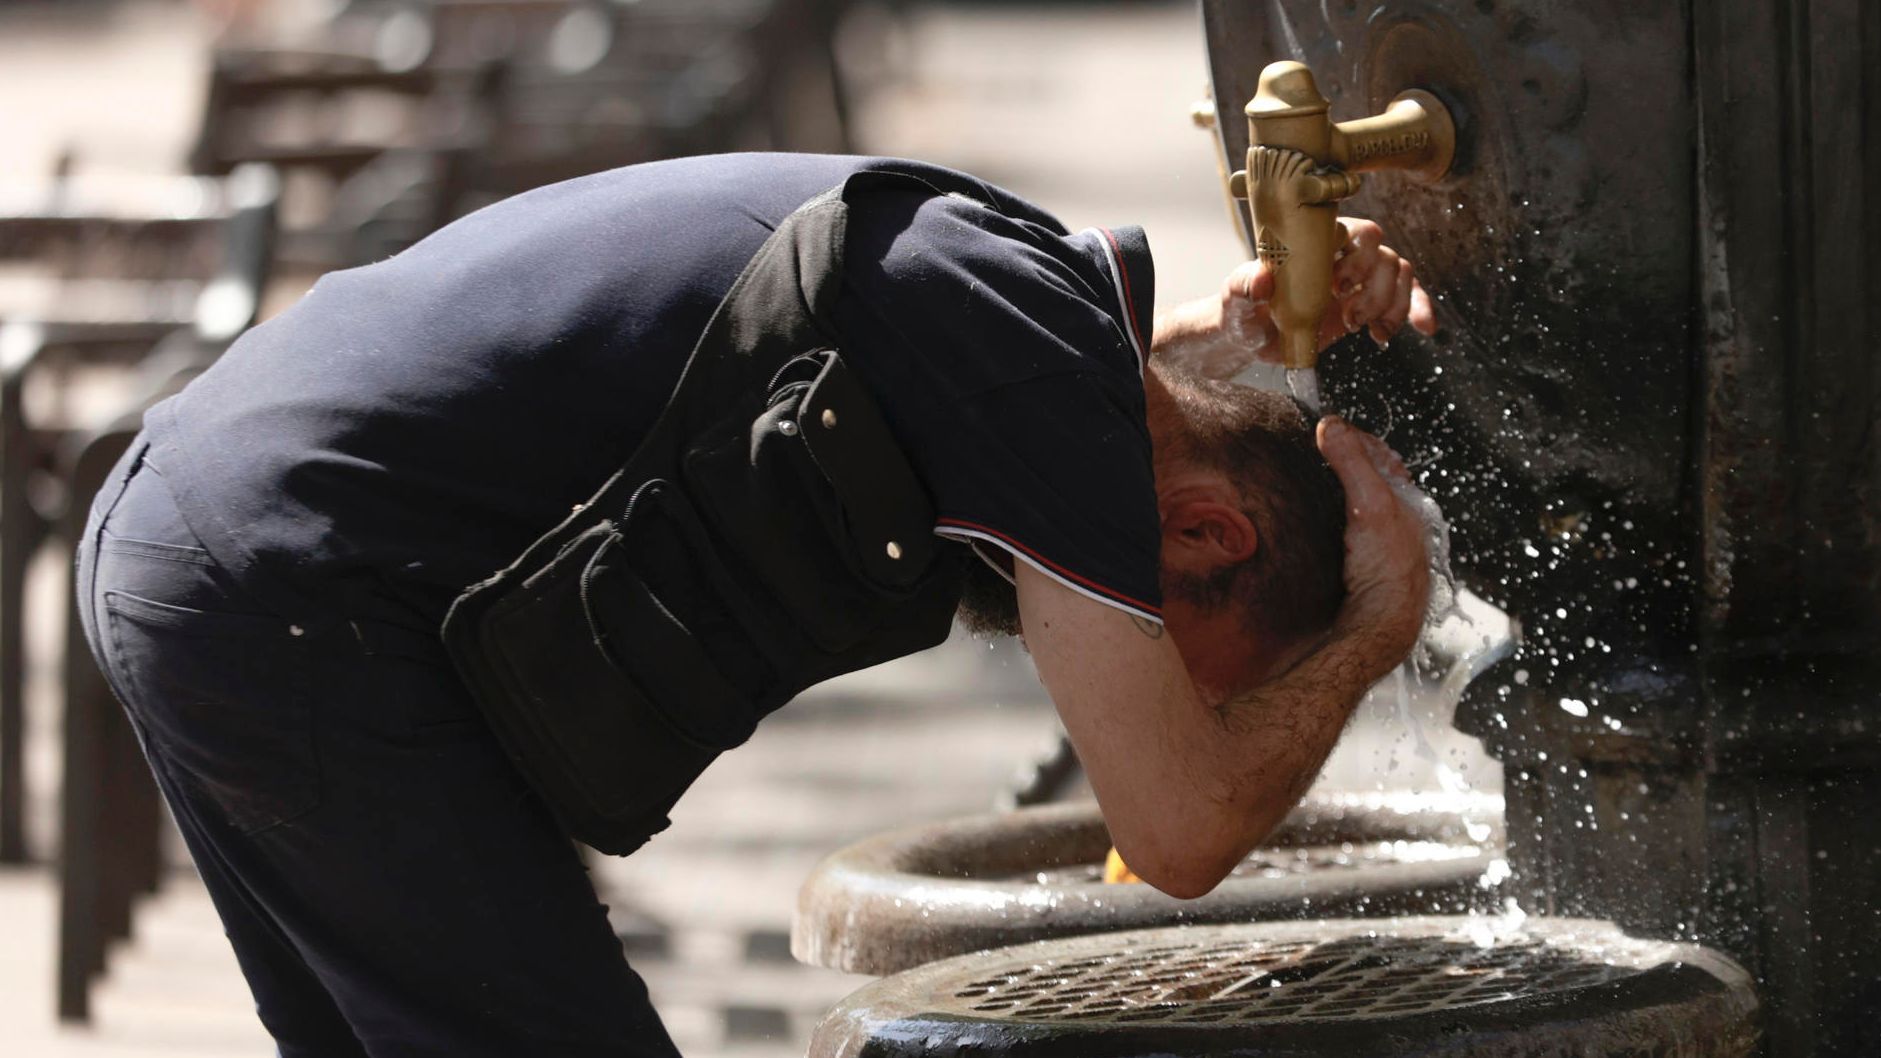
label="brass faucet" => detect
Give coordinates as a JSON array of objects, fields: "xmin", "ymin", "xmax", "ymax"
[{"xmin": 1227, "ymin": 61, "xmax": 1456, "ymax": 369}]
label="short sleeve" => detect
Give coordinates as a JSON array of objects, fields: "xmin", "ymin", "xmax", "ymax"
[{"xmin": 836, "ymin": 189, "xmax": 1164, "ymax": 622}]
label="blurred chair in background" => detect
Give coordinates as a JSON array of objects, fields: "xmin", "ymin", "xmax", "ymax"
[
  {"xmin": 190, "ymin": 47, "xmax": 505, "ymax": 269},
  {"xmin": 0, "ymin": 163, "xmax": 278, "ymax": 869},
  {"xmin": 191, "ymin": 0, "xmax": 855, "ymax": 274},
  {"xmin": 0, "ymin": 160, "xmax": 280, "ymax": 1020}
]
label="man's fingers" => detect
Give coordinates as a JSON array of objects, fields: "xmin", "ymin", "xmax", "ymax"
[
  {"xmin": 1331, "ymin": 220, "xmax": 1383, "ymax": 290},
  {"xmin": 1317, "ymin": 417, "xmax": 1396, "ymax": 519},
  {"xmin": 1408, "ymin": 279, "xmax": 1438, "ymax": 336},
  {"xmin": 1367, "ymin": 258, "xmax": 1417, "ymax": 345},
  {"xmin": 1224, "ymin": 259, "xmax": 1275, "ymax": 304},
  {"xmin": 1332, "ymin": 240, "xmax": 1376, "ymax": 293},
  {"xmin": 1337, "ymin": 218, "xmax": 1384, "ymax": 255},
  {"xmin": 1221, "ymin": 260, "xmax": 1281, "ymax": 361},
  {"xmin": 1316, "ymin": 299, "xmax": 1354, "ymax": 351},
  {"xmin": 1344, "ymin": 250, "xmax": 1403, "ymax": 334},
  {"xmin": 1320, "ymin": 220, "xmax": 1438, "ymax": 351},
  {"xmin": 1358, "ymin": 429, "xmax": 1412, "ymax": 485}
]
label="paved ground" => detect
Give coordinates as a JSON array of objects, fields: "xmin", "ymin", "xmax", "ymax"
[{"xmin": 0, "ymin": 3, "xmax": 1501, "ymax": 1055}]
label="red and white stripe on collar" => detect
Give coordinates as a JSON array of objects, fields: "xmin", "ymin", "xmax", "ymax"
[
  {"xmin": 1085, "ymin": 226, "xmax": 1151, "ymax": 375},
  {"xmin": 933, "ymin": 517, "xmax": 1163, "ymax": 625}
]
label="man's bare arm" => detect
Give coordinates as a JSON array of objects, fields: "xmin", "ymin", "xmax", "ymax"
[{"xmin": 1021, "ymin": 417, "xmax": 1427, "ymax": 898}]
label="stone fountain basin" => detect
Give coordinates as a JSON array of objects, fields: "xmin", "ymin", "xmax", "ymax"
[
  {"xmin": 807, "ymin": 916, "xmax": 1759, "ymax": 1058},
  {"xmin": 793, "ymin": 792, "xmax": 1502, "ymax": 975}
]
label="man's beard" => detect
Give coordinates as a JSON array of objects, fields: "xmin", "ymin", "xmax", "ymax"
[{"xmin": 954, "ymin": 556, "xmax": 1023, "ymax": 638}]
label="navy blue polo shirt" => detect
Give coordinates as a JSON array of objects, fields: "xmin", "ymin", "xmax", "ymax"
[{"xmin": 145, "ymin": 153, "xmax": 1164, "ymax": 629}]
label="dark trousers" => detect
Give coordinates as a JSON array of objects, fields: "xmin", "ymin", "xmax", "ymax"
[{"xmin": 75, "ymin": 442, "xmax": 682, "ymax": 1057}]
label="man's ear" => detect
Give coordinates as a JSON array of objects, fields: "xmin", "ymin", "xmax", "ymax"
[{"xmin": 1160, "ymin": 497, "xmax": 1259, "ymax": 571}]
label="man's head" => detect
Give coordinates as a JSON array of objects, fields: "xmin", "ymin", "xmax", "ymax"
[
  {"xmin": 955, "ymin": 363, "xmax": 1347, "ymax": 698},
  {"xmin": 1143, "ymin": 364, "xmax": 1346, "ymax": 698}
]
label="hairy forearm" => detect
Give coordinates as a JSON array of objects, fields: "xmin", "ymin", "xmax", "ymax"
[
  {"xmin": 1104, "ymin": 627, "xmax": 1396, "ymax": 897},
  {"xmin": 1200, "ymin": 624, "xmax": 1402, "ymax": 848}
]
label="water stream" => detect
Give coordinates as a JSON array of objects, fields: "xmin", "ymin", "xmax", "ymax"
[
  {"xmin": 1377, "ymin": 470, "xmax": 1517, "ymax": 869},
  {"xmin": 1380, "ymin": 469, "xmax": 1518, "ymax": 797},
  {"xmin": 1285, "ymin": 366, "xmax": 1322, "ymax": 415}
]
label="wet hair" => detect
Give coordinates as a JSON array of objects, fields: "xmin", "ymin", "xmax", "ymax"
[
  {"xmin": 955, "ymin": 374, "xmax": 1346, "ymax": 645},
  {"xmin": 1157, "ymin": 373, "xmax": 1347, "ymax": 646}
]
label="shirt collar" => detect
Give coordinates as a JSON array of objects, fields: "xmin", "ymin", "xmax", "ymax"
[{"xmin": 1065, "ymin": 225, "xmax": 1156, "ymax": 374}]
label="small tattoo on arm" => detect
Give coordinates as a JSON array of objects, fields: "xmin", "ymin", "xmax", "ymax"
[{"xmin": 1130, "ymin": 614, "xmax": 1165, "ymax": 639}]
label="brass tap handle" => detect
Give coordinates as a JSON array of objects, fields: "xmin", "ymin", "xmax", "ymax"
[
  {"xmin": 1336, "ymin": 90, "xmax": 1455, "ymax": 182},
  {"xmin": 1300, "ymin": 168, "xmax": 1364, "ymax": 205},
  {"xmin": 1228, "ymin": 61, "xmax": 1456, "ymax": 370}
]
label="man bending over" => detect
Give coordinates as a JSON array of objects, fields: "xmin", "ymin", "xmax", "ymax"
[{"xmin": 77, "ymin": 153, "xmax": 1432, "ymax": 1056}]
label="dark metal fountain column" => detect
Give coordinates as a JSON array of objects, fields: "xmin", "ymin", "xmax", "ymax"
[
  {"xmin": 1685, "ymin": 3, "xmax": 1881, "ymax": 1051},
  {"xmin": 1201, "ymin": 2, "xmax": 1878, "ymax": 1054}
]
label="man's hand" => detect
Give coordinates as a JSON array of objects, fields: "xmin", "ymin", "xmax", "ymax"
[
  {"xmin": 1315, "ymin": 415, "xmax": 1431, "ymax": 676},
  {"xmin": 1150, "ymin": 218, "xmax": 1438, "ymax": 379}
]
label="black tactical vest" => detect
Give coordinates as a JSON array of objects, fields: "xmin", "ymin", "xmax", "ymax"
[{"xmin": 442, "ymin": 172, "xmax": 967, "ymax": 855}]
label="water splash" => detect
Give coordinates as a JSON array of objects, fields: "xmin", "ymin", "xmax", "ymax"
[
  {"xmin": 1390, "ymin": 664, "xmax": 1458, "ymax": 791},
  {"xmin": 1384, "ymin": 474, "xmax": 1516, "ymax": 797}
]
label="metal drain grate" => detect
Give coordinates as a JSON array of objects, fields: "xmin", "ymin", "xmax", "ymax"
[
  {"xmin": 945, "ymin": 925, "xmax": 1661, "ymax": 1024},
  {"xmin": 1013, "ymin": 840, "xmax": 1485, "ymax": 886},
  {"xmin": 811, "ymin": 919, "xmax": 1761, "ymax": 1057}
]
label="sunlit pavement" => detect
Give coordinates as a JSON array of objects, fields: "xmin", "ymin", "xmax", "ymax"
[{"xmin": 0, "ymin": 3, "xmax": 1495, "ymax": 1055}]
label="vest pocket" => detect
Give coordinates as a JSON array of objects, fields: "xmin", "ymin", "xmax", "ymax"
[
  {"xmin": 582, "ymin": 488, "xmax": 767, "ymax": 745},
  {"xmin": 684, "ymin": 351, "xmax": 934, "ymax": 654},
  {"xmin": 471, "ymin": 480, "xmax": 766, "ymax": 851}
]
